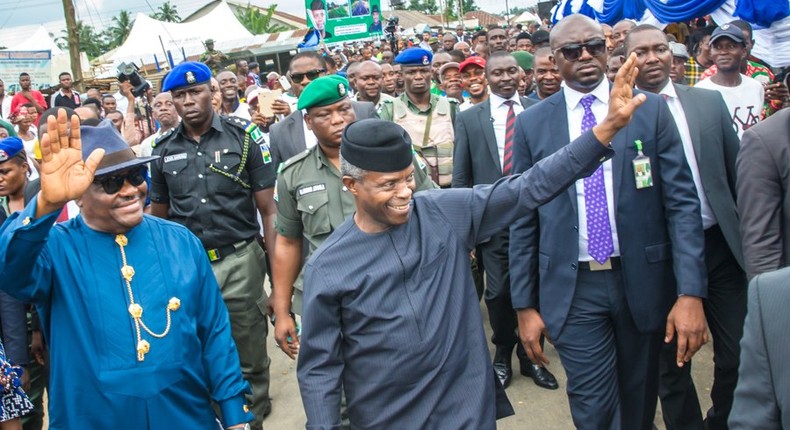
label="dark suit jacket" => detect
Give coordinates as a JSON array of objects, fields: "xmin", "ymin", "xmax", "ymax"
[
  {"xmin": 730, "ymin": 266, "xmax": 790, "ymax": 429},
  {"xmin": 509, "ymin": 87, "xmax": 707, "ymax": 339},
  {"xmin": 269, "ymin": 100, "xmax": 378, "ymax": 169},
  {"xmin": 735, "ymin": 108, "xmax": 790, "ymax": 279},
  {"xmin": 674, "ymin": 84, "xmax": 743, "ymax": 268},
  {"xmin": 452, "ymin": 96, "xmax": 537, "ymax": 188}
]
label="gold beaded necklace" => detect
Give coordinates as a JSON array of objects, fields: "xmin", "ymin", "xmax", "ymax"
[{"xmin": 115, "ymin": 234, "xmax": 181, "ymax": 361}]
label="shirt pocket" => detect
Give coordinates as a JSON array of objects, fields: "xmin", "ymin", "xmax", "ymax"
[
  {"xmin": 212, "ymin": 152, "xmax": 244, "ymax": 193},
  {"xmin": 162, "ymin": 158, "xmax": 189, "ymax": 194},
  {"xmin": 296, "ymin": 190, "xmax": 331, "ymax": 236}
]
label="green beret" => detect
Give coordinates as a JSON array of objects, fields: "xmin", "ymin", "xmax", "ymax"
[
  {"xmin": 512, "ymin": 51, "xmax": 534, "ymax": 71},
  {"xmin": 297, "ymin": 75, "xmax": 350, "ymax": 111}
]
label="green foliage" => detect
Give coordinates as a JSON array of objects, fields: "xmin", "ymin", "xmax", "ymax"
[
  {"xmin": 61, "ymin": 21, "xmax": 111, "ymax": 60},
  {"xmin": 108, "ymin": 10, "xmax": 134, "ymax": 47},
  {"xmin": 152, "ymin": 1, "xmax": 181, "ymax": 22},
  {"xmin": 234, "ymin": 2, "xmax": 289, "ymax": 34},
  {"xmin": 407, "ymin": 0, "xmax": 438, "ymax": 15},
  {"xmin": 463, "ymin": 0, "xmax": 478, "ymax": 12}
]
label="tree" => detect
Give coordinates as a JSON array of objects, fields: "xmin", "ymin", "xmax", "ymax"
[
  {"xmin": 462, "ymin": 0, "xmax": 478, "ymax": 12},
  {"xmin": 61, "ymin": 21, "xmax": 110, "ymax": 59},
  {"xmin": 108, "ymin": 10, "xmax": 134, "ymax": 48},
  {"xmin": 235, "ymin": 3, "xmax": 289, "ymax": 34},
  {"xmin": 407, "ymin": 0, "xmax": 438, "ymax": 15},
  {"xmin": 152, "ymin": 1, "xmax": 181, "ymax": 22}
]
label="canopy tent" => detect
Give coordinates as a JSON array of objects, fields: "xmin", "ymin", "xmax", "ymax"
[
  {"xmin": 550, "ymin": 0, "xmax": 790, "ymax": 66},
  {"xmin": 0, "ymin": 24, "xmax": 80, "ymax": 87},
  {"xmin": 109, "ymin": 1, "xmax": 253, "ymax": 66},
  {"xmin": 513, "ymin": 11, "xmax": 541, "ymax": 24}
]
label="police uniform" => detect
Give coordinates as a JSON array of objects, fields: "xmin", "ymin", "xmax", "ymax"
[
  {"xmin": 149, "ymin": 62, "xmax": 273, "ymax": 427},
  {"xmin": 276, "ymin": 75, "xmax": 437, "ymax": 313},
  {"xmin": 378, "ymin": 48, "xmax": 458, "ymax": 187}
]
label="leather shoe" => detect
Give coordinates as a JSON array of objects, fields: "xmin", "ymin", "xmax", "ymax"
[
  {"xmin": 493, "ymin": 348, "xmax": 513, "ymax": 389},
  {"xmin": 520, "ymin": 362, "xmax": 559, "ymax": 390}
]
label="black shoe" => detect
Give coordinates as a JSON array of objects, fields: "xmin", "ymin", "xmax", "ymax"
[
  {"xmin": 493, "ymin": 347, "xmax": 513, "ymax": 389},
  {"xmin": 520, "ymin": 362, "xmax": 559, "ymax": 390}
]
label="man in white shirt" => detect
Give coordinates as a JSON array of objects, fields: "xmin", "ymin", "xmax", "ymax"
[
  {"xmin": 627, "ymin": 24, "xmax": 747, "ymax": 430},
  {"xmin": 694, "ymin": 24, "xmax": 764, "ymax": 139},
  {"xmin": 0, "ymin": 79, "xmax": 11, "ymax": 119},
  {"xmin": 139, "ymin": 92, "xmax": 180, "ymax": 157},
  {"xmin": 216, "ymin": 71, "xmax": 251, "ymax": 120}
]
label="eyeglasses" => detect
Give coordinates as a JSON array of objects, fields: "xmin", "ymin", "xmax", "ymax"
[
  {"xmin": 94, "ymin": 166, "xmax": 147, "ymax": 194},
  {"xmin": 289, "ymin": 69, "xmax": 326, "ymax": 83},
  {"xmin": 554, "ymin": 39, "xmax": 607, "ymax": 61}
]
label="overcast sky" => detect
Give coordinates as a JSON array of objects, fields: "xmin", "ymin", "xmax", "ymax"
[{"xmin": 2, "ymin": 0, "xmax": 537, "ymax": 33}]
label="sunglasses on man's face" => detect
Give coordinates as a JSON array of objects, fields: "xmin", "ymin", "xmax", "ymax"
[
  {"xmin": 290, "ymin": 69, "xmax": 326, "ymax": 83},
  {"xmin": 555, "ymin": 39, "xmax": 607, "ymax": 62},
  {"xmin": 94, "ymin": 166, "xmax": 147, "ymax": 194}
]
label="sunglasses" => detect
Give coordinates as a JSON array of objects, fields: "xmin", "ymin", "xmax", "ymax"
[
  {"xmin": 289, "ymin": 69, "xmax": 325, "ymax": 83},
  {"xmin": 94, "ymin": 166, "xmax": 147, "ymax": 194},
  {"xmin": 555, "ymin": 39, "xmax": 607, "ymax": 62}
]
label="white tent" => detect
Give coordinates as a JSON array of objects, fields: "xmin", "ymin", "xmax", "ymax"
[
  {"xmin": 0, "ymin": 24, "xmax": 80, "ymax": 87},
  {"xmin": 513, "ymin": 11, "xmax": 541, "ymax": 24},
  {"xmin": 109, "ymin": 1, "xmax": 253, "ymax": 66}
]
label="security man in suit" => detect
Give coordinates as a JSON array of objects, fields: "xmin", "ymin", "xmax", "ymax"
[
  {"xmin": 626, "ymin": 25, "xmax": 746, "ymax": 430},
  {"xmin": 269, "ymin": 51, "xmax": 378, "ymax": 170},
  {"xmin": 149, "ymin": 62, "xmax": 276, "ymax": 428},
  {"xmin": 271, "ymin": 75, "xmax": 436, "ymax": 357},
  {"xmin": 510, "ymin": 16, "xmax": 708, "ymax": 429},
  {"xmin": 453, "ymin": 51, "xmax": 558, "ymax": 391},
  {"xmin": 379, "ymin": 47, "xmax": 458, "ymax": 187}
]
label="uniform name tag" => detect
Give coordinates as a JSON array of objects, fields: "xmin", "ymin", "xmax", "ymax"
[
  {"xmin": 298, "ymin": 184, "xmax": 326, "ymax": 196},
  {"xmin": 164, "ymin": 153, "xmax": 187, "ymax": 163}
]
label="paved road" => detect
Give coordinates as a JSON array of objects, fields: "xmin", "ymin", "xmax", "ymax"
[{"xmin": 262, "ymin": 299, "xmax": 715, "ymax": 429}]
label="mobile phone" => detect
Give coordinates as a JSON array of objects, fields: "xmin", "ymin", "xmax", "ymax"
[{"xmin": 278, "ymin": 75, "xmax": 292, "ymax": 91}]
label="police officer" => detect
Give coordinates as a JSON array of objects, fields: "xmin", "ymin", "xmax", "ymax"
[
  {"xmin": 378, "ymin": 48, "xmax": 458, "ymax": 187},
  {"xmin": 149, "ymin": 62, "xmax": 275, "ymax": 428},
  {"xmin": 199, "ymin": 39, "xmax": 229, "ymax": 74},
  {"xmin": 271, "ymin": 75, "xmax": 436, "ymax": 356}
]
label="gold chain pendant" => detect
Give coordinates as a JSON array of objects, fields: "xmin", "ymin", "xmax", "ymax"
[{"xmin": 116, "ymin": 234, "xmax": 181, "ymax": 361}]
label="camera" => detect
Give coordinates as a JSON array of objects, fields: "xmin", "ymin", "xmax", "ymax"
[
  {"xmin": 385, "ymin": 16, "xmax": 399, "ymax": 34},
  {"xmin": 117, "ymin": 62, "xmax": 150, "ymax": 98}
]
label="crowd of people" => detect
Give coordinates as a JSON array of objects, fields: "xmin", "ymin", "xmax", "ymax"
[{"xmin": 0, "ymin": 10, "xmax": 789, "ymax": 430}]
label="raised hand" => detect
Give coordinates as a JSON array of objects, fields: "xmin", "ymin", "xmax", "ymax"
[
  {"xmin": 593, "ymin": 52, "xmax": 647, "ymax": 145},
  {"xmin": 35, "ymin": 109, "xmax": 105, "ymax": 218}
]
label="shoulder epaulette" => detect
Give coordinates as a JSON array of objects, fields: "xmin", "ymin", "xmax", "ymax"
[
  {"xmin": 151, "ymin": 128, "xmax": 175, "ymax": 149},
  {"xmin": 281, "ymin": 149, "xmax": 311, "ymax": 172}
]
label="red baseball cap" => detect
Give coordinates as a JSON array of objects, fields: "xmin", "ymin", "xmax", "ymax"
[{"xmin": 459, "ymin": 56, "xmax": 486, "ymax": 73}]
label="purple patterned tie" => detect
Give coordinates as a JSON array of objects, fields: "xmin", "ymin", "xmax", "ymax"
[{"xmin": 580, "ymin": 95, "xmax": 613, "ymax": 264}]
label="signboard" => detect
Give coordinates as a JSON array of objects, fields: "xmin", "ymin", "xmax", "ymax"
[
  {"xmin": 305, "ymin": 0, "xmax": 383, "ymax": 43},
  {"xmin": 0, "ymin": 51, "xmax": 52, "ymax": 91}
]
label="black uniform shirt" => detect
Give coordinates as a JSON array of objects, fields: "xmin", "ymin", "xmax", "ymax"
[{"xmin": 150, "ymin": 113, "xmax": 275, "ymax": 249}]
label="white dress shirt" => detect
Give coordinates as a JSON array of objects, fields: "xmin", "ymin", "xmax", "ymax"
[
  {"xmin": 656, "ymin": 81, "xmax": 717, "ymax": 229},
  {"xmin": 301, "ymin": 109, "xmax": 318, "ymax": 150},
  {"xmin": 489, "ymin": 92, "xmax": 524, "ymax": 171},
  {"xmin": 563, "ymin": 80, "xmax": 621, "ymax": 261}
]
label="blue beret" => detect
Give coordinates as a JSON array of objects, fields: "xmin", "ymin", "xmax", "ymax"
[
  {"xmin": 0, "ymin": 137, "xmax": 24, "ymax": 163},
  {"xmin": 162, "ymin": 61, "xmax": 212, "ymax": 92},
  {"xmin": 395, "ymin": 48, "xmax": 432, "ymax": 66}
]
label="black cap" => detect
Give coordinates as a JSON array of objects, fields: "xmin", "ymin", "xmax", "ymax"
[
  {"xmin": 709, "ymin": 23, "xmax": 745, "ymax": 46},
  {"xmin": 531, "ymin": 30, "xmax": 550, "ymax": 45},
  {"xmin": 341, "ymin": 119, "xmax": 413, "ymax": 173}
]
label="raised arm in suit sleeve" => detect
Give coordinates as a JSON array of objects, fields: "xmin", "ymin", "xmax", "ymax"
[
  {"xmin": 729, "ymin": 275, "xmax": 781, "ymax": 429},
  {"xmin": 655, "ymin": 99, "xmax": 707, "ymax": 297},
  {"xmin": 736, "ymin": 126, "xmax": 783, "ymax": 279},
  {"xmin": 451, "ymin": 113, "xmax": 473, "ymax": 188},
  {"xmin": 508, "ymin": 113, "xmax": 540, "ymax": 309}
]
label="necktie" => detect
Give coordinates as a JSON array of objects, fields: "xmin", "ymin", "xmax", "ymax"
[
  {"xmin": 580, "ymin": 95, "xmax": 613, "ymax": 264},
  {"xmin": 661, "ymin": 94, "xmax": 670, "ymax": 102},
  {"xmin": 502, "ymin": 100, "xmax": 516, "ymax": 175}
]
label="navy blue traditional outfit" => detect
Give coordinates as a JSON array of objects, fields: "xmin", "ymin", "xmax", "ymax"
[
  {"xmin": 297, "ymin": 119, "xmax": 612, "ymax": 429},
  {"xmin": 0, "ymin": 200, "xmax": 254, "ymax": 429}
]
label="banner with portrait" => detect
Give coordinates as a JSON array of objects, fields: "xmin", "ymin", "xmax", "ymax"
[
  {"xmin": 0, "ymin": 51, "xmax": 52, "ymax": 90},
  {"xmin": 304, "ymin": 0, "xmax": 383, "ymax": 43}
]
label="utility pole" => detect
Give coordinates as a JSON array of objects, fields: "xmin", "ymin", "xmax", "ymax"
[
  {"xmin": 457, "ymin": 0, "xmax": 463, "ymax": 28},
  {"xmin": 62, "ymin": 0, "xmax": 84, "ymax": 91}
]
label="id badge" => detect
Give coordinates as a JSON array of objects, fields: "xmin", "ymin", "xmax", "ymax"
[{"xmin": 632, "ymin": 155, "xmax": 653, "ymax": 189}]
